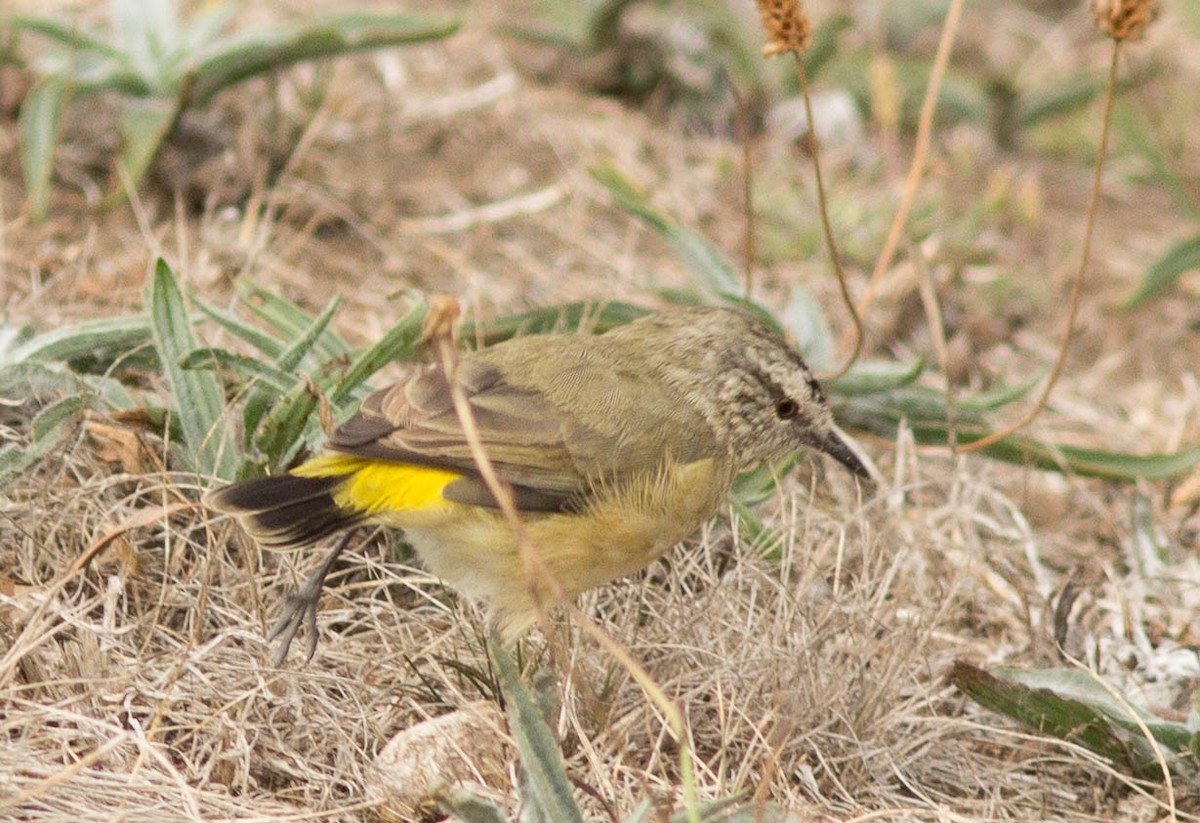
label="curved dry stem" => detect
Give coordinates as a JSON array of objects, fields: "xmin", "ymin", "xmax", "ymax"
[
  {"xmin": 959, "ymin": 43, "xmax": 1122, "ymax": 454},
  {"xmin": 793, "ymin": 55, "xmax": 862, "ymax": 378},
  {"xmin": 849, "ymin": 0, "xmax": 964, "ymax": 335},
  {"xmin": 731, "ymin": 82, "xmax": 756, "ymax": 303}
]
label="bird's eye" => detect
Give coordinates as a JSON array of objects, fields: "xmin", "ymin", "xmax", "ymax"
[{"xmin": 775, "ymin": 398, "xmax": 799, "ymax": 419}]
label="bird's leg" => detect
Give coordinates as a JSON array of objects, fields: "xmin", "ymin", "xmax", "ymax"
[{"xmin": 267, "ymin": 530, "xmax": 356, "ymax": 665}]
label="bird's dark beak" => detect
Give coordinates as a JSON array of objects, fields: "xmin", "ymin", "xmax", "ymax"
[{"xmin": 809, "ymin": 428, "xmax": 870, "ymax": 479}]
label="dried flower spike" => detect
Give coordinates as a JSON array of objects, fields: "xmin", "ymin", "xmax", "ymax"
[
  {"xmin": 755, "ymin": 0, "xmax": 811, "ymax": 57},
  {"xmin": 1091, "ymin": 0, "xmax": 1159, "ymax": 41}
]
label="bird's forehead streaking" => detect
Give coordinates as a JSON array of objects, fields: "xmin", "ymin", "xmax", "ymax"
[{"xmin": 612, "ymin": 307, "xmax": 837, "ymax": 467}]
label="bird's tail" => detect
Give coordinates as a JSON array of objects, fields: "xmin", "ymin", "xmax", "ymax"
[{"xmin": 205, "ymin": 471, "xmax": 363, "ymax": 549}]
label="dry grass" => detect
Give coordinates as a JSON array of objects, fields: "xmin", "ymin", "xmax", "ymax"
[{"xmin": 3, "ymin": 1, "xmax": 1200, "ymax": 820}]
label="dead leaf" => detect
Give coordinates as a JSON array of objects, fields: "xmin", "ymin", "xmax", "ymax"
[{"xmin": 86, "ymin": 420, "xmax": 149, "ymax": 474}]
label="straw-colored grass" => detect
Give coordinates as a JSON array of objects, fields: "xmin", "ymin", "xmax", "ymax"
[{"xmin": 3, "ymin": 1, "xmax": 1200, "ymax": 820}]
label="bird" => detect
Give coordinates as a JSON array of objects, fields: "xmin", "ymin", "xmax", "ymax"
[{"xmin": 206, "ymin": 305, "xmax": 868, "ymax": 661}]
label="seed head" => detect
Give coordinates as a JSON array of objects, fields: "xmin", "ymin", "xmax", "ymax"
[
  {"xmin": 754, "ymin": 0, "xmax": 811, "ymax": 57},
  {"xmin": 1091, "ymin": 0, "xmax": 1159, "ymax": 41}
]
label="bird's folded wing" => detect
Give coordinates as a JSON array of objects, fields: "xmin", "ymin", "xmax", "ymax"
[{"xmin": 326, "ymin": 359, "xmax": 608, "ymax": 511}]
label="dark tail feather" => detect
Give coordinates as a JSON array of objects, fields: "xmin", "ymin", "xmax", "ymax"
[{"xmin": 205, "ymin": 473, "xmax": 363, "ymax": 548}]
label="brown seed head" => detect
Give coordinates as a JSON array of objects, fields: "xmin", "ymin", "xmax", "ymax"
[
  {"xmin": 1091, "ymin": 0, "xmax": 1159, "ymax": 41},
  {"xmin": 419, "ymin": 294, "xmax": 461, "ymax": 346},
  {"xmin": 755, "ymin": 0, "xmax": 811, "ymax": 57}
]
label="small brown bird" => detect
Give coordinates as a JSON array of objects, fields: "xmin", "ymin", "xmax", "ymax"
[{"xmin": 207, "ymin": 306, "xmax": 868, "ymax": 659}]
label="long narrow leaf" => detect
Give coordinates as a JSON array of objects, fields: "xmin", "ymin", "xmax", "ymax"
[
  {"xmin": 173, "ymin": 2, "xmax": 238, "ymax": 65},
  {"xmin": 111, "ymin": 96, "xmax": 179, "ymax": 201},
  {"xmin": 236, "ymin": 281, "xmax": 349, "ymax": 361},
  {"xmin": 240, "ymin": 294, "xmax": 341, "ymax": 452},
  {"xmin": 1121, "ymin": 234, "xmax": 1200, "ymax": 309},
  {"xmin": 437, "ymin": 789, "xmax": 508, "ymax": 823},
  {"xmin": 110, "ymin": 0, "xmax": 180, "ymax": 87},
  {"xmin": 18, "ymin": 78, "xmax": 68, "ymax": 221},
  {"xmin": 275, "ymin": 294, "xmax": 341, "ymax": 372},
  {"xmin": 592, "ymin": 161, "xmax": 741, "ymax": 295},
  {"xmin": 329, "ymin": 299, "xmax": 426, "ymax": 405},
  {"xmin": 462, "ymin": 300, "xmax": 648, "ymax": 347},
  {"xmin": 492, "ymin": 641, "xmax": 584, "ymax": 823},
  {"xmin": 145, "ymin": 258, "xmax": 239, "ymax": 480},
  {"xmin": 186, "ymin": 13, "xmax": 459, "ymax": 105},
  {"xmin": 31, "ymin": 394, "xmax": 88, "ymax": 443},
  {"xmin": 827, "ymin": 358, "xmax": 925, "ymax": 396},
  {"xmin": 7, "ymin": 15, "xmax": 126, "ymax": 60},
  {"xmin": 949, "ymin": 661, "xmax": 1194, "ymax": 781},
  {"xmin": 839, "ymin": 402, "xmax": 1200, "ymax": 481},
  {"xmin": 5, "ymin": 314, "xmax": 155, "ymax": 367},
  {"xmin": 179, "ymin": 348, "xmax": 296, "ymax": 395},
  {"xmin": 254, "ymin": 378, "xmax": 320, "ymax": 467},
  {"xmin": 191, "ymin": 296, "xmax": 287, "ymax": 359},
  {"xmin": 0, "ymin": 394, "xmax": 87, "ymax": 487}
]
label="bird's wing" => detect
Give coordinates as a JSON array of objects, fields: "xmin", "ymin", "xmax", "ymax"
[{"xmin": 326, "ymin": 348, "xmax": 711, "ymax": 512}]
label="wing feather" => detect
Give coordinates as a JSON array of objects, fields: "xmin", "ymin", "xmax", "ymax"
[{"xmin": 324, "ymin": 336, "xmax": 719, "ymax": 511}]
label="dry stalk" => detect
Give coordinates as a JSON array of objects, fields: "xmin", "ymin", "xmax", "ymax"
[
  {"xmin": 420, "ymin": 297, "xmax": 558, "ymax": 627},
  {"xmin": 731, "ymin": 82, "xmax": 756, "ymax": 303},
  {"xmin": 848, "ymin": 0, "xmax": 964, "ymax": 339},
  {"xmin": 958, "ymin": 38, "xmax": 1124, "ymax": 453},
  {"xmin": 753, "ymin": 0, "xmax": 862, "ymax": 377}
]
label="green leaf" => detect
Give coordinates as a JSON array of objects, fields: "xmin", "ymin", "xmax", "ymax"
[
  {"xmin": 18, "ymin": 78, "xmax": 68, "ymax": 221},
  {"xmin": 179, "ymin": 347, "xmax": 296, "ymax": 395},
  {"xmin": 989, "ymin": 437, "xmax": 1200, "ymax": 482},
  {"xmin": 1128, "ymin": 493, "xmax": 1169, "ymax": 576},
  {"xmin": 998, "ymin": 667, "xmax": 1194, "ymax": 752},
  {"xmin": 4, "ymin": 314, "xmax": 155, "ymax": 367},
  {"xmin": 1018, "ymin": 74, "xmax": 1109, "ymax": 130},
  {"xmin": 1019, "ymin": 68, "xmax": 1154, "ymax": 131},
  {"xmin": 591, "ymin": 161, "xmax": 741, "ymax": 295},
  {"xmin": 827, "ymin": 358, "xmax": 925, "ymax": 396},
  {"xmin": 437, "ymin": 788, "xmax": 509, "ymax": 823},
  {"xmin": 191, "ymin": 296, "xmax": 287, "ymax": 359},
  {"xmin": 0, "ymin": 445, "xmax": 29, "ymax": 488},
  {"xmin": 0, "ymin": 393, "xmax": 89, "ymax": 487},
  {"xmin": 110, "ymin": 0, "xmax": 181, "ymax": 87},
  {"xmin": 236, "ymin": 281, "xmax": 349, "ymax": 362},
  {"xmin": 839, "ymin": 398, "xmax": 1200, "ymax": 481},
  {"xmin": 234, "ymin": 293, "xmax": 341, "ymax": 452},
  {"xmin": 0, "ymin": 361, "xmax": 135, "ymax": 412},
  {"xmin": 254, "ymin": 378, "xmax": 320, "ymax": 467},
  {"xmin": 1121, "ymin": 234, "xmax": 1200, "ymax": 309},
  {"xmin": 31, "ymin": 393, "xmax": 88, "ymax": 443},
  {"xmin": 463, "ymin": 300, "xmax": 650, "ymax": 346},
  {"xmin": 801, "ymin": 14, "xmax": 853, "ymax": 82},
  {"xmin": 171, "ymin": 1, "xmax": 238, "ymax": 69},
  {"xmin": 732, "ymin": 456, "xmax": 796, "ymax": 507},
  {"xmin": 6, "ymin": 15, "xmax": 126, "ymax": 60},
  {"xmin": 275, "ymin": 294, "xmax": 341, "ymax": 373},
  {"xmin": 950, "ymin": 661, "xmax": 1195, "ymax": 781},
  {"xmin": 782, "ymin": 284, "xmax": 834, "ymax": 370},
  {"xmin": 835, "ymin": 379, "xmax": 1027, "ymax": 429},
  {"xmin": 145, "ymin": 258, "xmax": 239, "ymax": 480},
  {"xmin": 1114, "ymin": 107, "xmax": 1197, "ymax": 217},
  {"xmin": 506, "ymin": 0, "xmax": 637, "ymax": 51},
  {"xmin": 492, "ymin": 641, "xmax": 584, "ymax": 823},
  {"xmin": 185, "ymin": 13, "xmax": 460, "ymax": 106},
  {"xmin": 329, "ymin": 298, "xmax": 427, "ymax": 405},
  {"xmin": 112, "ymin": 95, "xmax": 179, "ymax": 200}
]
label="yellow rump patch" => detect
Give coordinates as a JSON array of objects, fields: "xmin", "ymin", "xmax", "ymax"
[{"xmin": 293, "ymin": 454, "xmax": 461, "ymax": 515}]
